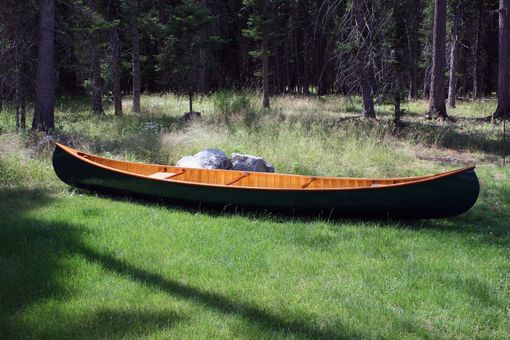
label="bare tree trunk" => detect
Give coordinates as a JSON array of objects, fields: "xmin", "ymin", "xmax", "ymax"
[
  {"xmin": 275, "ymin": 46, "xmax": 282, "ymax": 93},
  {"xmin": 131, "ymin": 0, "xmax": 141, "ymax": 113},
  {"xmin": 198, "ymin": 47, "xmax": 207, "ymax": 94},
  {"xmin": 262, "ymin": 29, "xmax": 270, "ymax": 108},
  {"xmin": 423, "ymin": 65, "xmax": 431, "ymax": 98},
  {"xmin": 158, "ymin": 0, "xmax": 168, "ymax": 24},
  {"xmin": 15, "ymin": 39, "xmax": 26, "ymax": 131},
  {"xmin": 293, "ymin": 28, "xmax": 301, "ymax": 93},
  {"xmin": 494, "ymin": 0, "xmax": 510, "ymax": 119},
  {"xmin": 33, "ymin": 0, "xmax": 55, "ymax": 132},
  {"xmin": 447, "ymin": 0, "xmax": 461, "ymax": 108},
  {"xmin": 353, "ymin": 0, "xmax": 376, "ymax": 119},
  {"xmin": 428, "ymin": 0, "xmax": 450, "ymax": 120},
  {"xmin": 472, "ymin": 0, "xmax": 482, "ymax": 99},
  {"xmin": 285, "ymin": 30, "xmax": 291, "ymax": 92},
  {"xmin": 407, "ymin": 0, "xmax": 420, "ymax": 100},
  {"xmin": 318, "ymin": 31, "xmax": 331, "ymax": 96},
  {"xmin": 108, "ymin": 0, "xmax": 122, "ymax": 116},
  {"xmin": 301, "ymin": 0, "xmax": 310, "ymax": 95},
  {"xmin": 88, "ymin": 0, "xmax": 103, "ymax": 115},
  {"xmin": 110, "ymin": 26, "xmax": 123, "ymax": 116},
  {"xmin": 394, "ymin": 73, "xmax": 402, "ymax": 128},
  {"xmin": 198, "ymin": 0, "xmax": 208, "ymax": 94},
  {"xmin": 90, "ymin": 46, "xmax": 103, "ymax": 115},
  {"xmin": 303, "ymin": 29, "xmax": 310, "ymax": 95}
]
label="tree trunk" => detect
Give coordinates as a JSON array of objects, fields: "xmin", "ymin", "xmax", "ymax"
[
  {"xmin": 88, "ymin": 0, "xmax": 103, "ymax": 115},
  {"xmin": 472, "ymin": 0, "xmax": 483, "ymax": 99},
  {"xmin": 198, "ymin": 47, "xmax": 207, "ymax": 94},
  {"xmin": 394, "ymin": 74, "xmax": 402, "ymax": 127},
  {"xmin": 407, "ymin": 0, "xmax": 420, "ymax": 100},
  {"xmin": 494, "ymin": 0, "xmax": 510, "ymax": 118},
  {"xmin": 317, "ymin": 31, "xmax": 331, "ymax": 96},
  {"xmin": 198, "ymin": 0, "xmax": 208, "ymax": 94},
  {"xmin": 285, "ymin": 29, "xmax": 291, "ymax": 92},
  {"xmin": 158, "ymin": 0, "xmax": 168, "ymax": 24},
  {"xmin": 15, "ymin": 39, "xmax": 26, "ymax": 131},
  {"xmin": 428, "ymin": 0, "xmax": 449, "ymax": 120},
  {"xmin": 293, "ymin": 29, "xmax": 300, "ymax": 93},
  {"xmin": 302, "ymin": 29, "xmax": 310, "ymax": 95},
  {"xmin": 33, "ymin": 0, "xmax": 55, "ymax": 132},
  {"xmin": 353, "ymin": 0, "xmax": 376, "ymax": 119},
  {"xmin": 447, "ymin": 0, "xmax": 461, "ymax": 108},
  {"xmin": 110, "ymin": 25, "xmax": 123, "ymax": 116},
  {"xmin": 262, "ymin": 29, "xmax": 270, "ymax": 108},
  {"xmin": 90, "ymin": 45, "xmax": 103, "ymax": 114},
  {"xmin": 189, "ymin": 91, "xmax": 193, "ymax": 113},
  {"xmin": 131, "ymin": 0, "xmax": 141, "ymax": 113},
  {"xmin": 108, "ymin": 0, "xmax": 122, "ymax": 116},
  {"xmin": 423, "ymin": 65, "xmax": 431, "ymax": 98},
  {"xmin": 301, "ymin": 0, "xmax": 310, "ymax": 95}
]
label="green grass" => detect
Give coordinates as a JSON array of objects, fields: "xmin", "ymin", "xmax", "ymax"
[{"xmin": 1, "ymin": 94, "xmax": 509, "ymax": 338}]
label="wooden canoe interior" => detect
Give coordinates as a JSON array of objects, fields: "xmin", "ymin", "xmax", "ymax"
[{"xmin": 66, "ymin": 146, "xmax": 443, "ymax": 190}]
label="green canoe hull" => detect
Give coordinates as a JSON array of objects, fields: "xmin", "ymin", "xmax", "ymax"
[{"xmin": 52, "ymin": 145, "xmax": 479, "ymax": 219}]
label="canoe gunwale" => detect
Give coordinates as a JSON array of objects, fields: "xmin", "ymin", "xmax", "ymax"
[{"xmin": 54, "ymin": 143, "xmax": 476, "ymax": 192}]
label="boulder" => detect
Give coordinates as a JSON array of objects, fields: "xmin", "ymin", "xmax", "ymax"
[
  {"xmin": 176, "ymin": 149, "xmax": 232, "ymax": 169},
  {"xmin": 231, "ymin": 153, "xmax": 275, "ymax": 173},
  {"xmin": 183, "ymin": 111, "xmax": 201, "ymax": 122}
]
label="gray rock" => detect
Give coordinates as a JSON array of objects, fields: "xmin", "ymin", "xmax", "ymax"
[
  {"xmin": 176, "ymin": 149, "xmax": 232, "ymax": 169},
  {"xmin": 231, "ymin": 153, "xmax": 275, "ymax": 173},
  {"xmin": 183, "ymin": 111, "xmax": 201, "ymax": 122}
]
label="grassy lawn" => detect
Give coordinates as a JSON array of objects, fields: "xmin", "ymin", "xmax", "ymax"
[{"xmin": 1, "ymin": 94, "xmax": 509, "ymax": 338}]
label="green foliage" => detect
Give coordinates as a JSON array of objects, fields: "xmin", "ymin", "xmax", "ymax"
[
  {"xmin": 211, "ymin": 90, "xmax": 255, "ymax": 125},
  {"xmin": 157, "ymin": 0, "xmax": 217, "ymax": 93}
]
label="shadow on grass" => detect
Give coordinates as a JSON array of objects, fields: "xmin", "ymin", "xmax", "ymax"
[
  {"xmin": 0, "ymin": 188, "xmax": 357, "ymax": 339},
  {"xmin": 0, "ymin": 188, "xmax": 183, "ymax": 338},
  {"xmin": 400, "ymin": 120, "xmax": 507, "ymax": 157}
]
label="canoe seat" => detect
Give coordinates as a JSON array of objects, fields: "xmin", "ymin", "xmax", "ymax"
[
  {"xmin": 148, "ymin": 169, "xmax": 185, "ymax": 180},
  {"xmin": 148, "ymin": 172, "xmax": 176, "ymax": 179},
  {"xmin": 148, "ymin": 172, "xmax": 180, "ymax": 180}
]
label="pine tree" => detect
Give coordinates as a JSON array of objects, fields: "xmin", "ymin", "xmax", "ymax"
[
  {"xmin": 242, "ymin": 0, "xmax": 275, "ymax": 108},
  {"xmin": 494, "ymin": 0, "xmax": 510, "ymax": 119},
  {"xmin": 33, "ymin": 0, "xmax": 55, "ymax": 131},
  {"xmin": 447, "ymin": 0, "xmax": 462, "ymax": 108},
  {"xmin": 428, "ymin": 0, "xmax": 450, "ymax": 120},
  {"xmin": 158, "ymin": 0, "xmax": 216, "ymax": 112},
  {"xmin": 131, "ymin": 0, "xmax": 141, "ymax": 113}
]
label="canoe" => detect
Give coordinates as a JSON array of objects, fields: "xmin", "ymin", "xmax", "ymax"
[{"xmin": 52, "ymin": 143, "xmax": 479, "ymax": 219}]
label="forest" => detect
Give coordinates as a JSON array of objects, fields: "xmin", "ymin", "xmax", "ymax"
[
  {"xmin": 0, "ymin": 0, "xmax": 509, "ymax": 129},
  {"xmin": 1, "ymin": 1, "xmax": 510, "ymax": 339}
]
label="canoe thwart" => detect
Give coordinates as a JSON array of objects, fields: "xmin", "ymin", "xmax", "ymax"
[
  {"xmin": 227, "ymin": 172, "xmax": 250, "ymax": 185},
  {"xmin": 301, "ymin": 177, "xmax": 317, "ymax": 188}
]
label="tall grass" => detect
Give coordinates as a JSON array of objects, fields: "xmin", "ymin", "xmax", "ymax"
[
  {"xmin": 0, "ymin": 92, "xmax": 504, "ymax": 187},
  {"xmin": 160, "ymin": 118, "xmax": 434, "ymax": 177}
]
